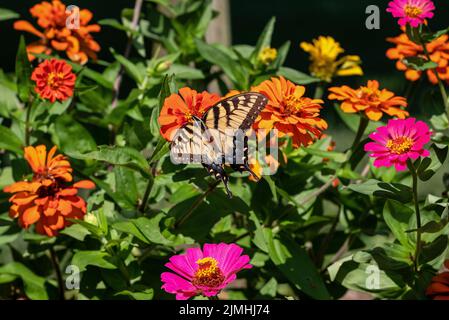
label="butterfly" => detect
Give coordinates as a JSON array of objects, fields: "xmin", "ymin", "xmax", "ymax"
[{"xmin": 170, "ymin": 92, "xmax": 269, "ymax": 198}]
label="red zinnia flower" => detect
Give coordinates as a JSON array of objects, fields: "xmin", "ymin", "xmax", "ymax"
[
  {"xmin": 426, "ymin": 260, "xmax": 449, "ymax": 300},
  {"xmin": 158, "ymin": 87, "xmax": 221, "ymax": 142},
  {"xmin": 31, "ymin": 58, "xmax": 76, "ymax": 103}
]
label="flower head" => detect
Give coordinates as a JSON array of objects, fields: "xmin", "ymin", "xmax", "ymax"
[
  {"xmin": 364, "ymin": 118, "xmax": 431, "ymax": 171},
  {"xmin": 158, "ymin": 87, "xmax": 221, "ymax": 141},
  {"xmin": 328, "ymin": 80, "xmax": 409, "ymax": 121},
  {"xmin": 300, "ymin": 36, "xmax": 363, "ymax": 82},
  {"xmin": 258, "ymin": 47, "xmax": 278, "ymax": 65},
  {"xmin": 387, "ymin": 32, "xmax": 449, "ymax": 85},
  {"xmin": 387, "ymin": 0, "xmax": 435, "ymax": 27},
  {"xmin": 253, "ymin": 76, "xmax": 327, "ymax": 148},
  {"xmin": 14, "ymin": 0, "xmax": 100, "ymax": 64},
  {"xmin": 31, "ymin": 59, "xmax": 76, "ymax": 103},
  {"xmin": 426, "ymin": 260, "xmax": 449, "ymax": 300},
  {"xmin": 161, "ymin": 243, "xmax": 252, "ymax": 300},
  {"xmin": 3, "ymin": 145, "xmax": 95, "ymax": 236}
]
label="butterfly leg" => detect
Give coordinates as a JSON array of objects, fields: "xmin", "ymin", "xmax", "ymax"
[{"xmin": 203, "ymin": 163, "xmax": 233, "ymax": 199}]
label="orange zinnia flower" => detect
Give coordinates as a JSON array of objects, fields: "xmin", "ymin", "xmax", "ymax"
[
  {"xmin": 252, "ymin": 76, "xmax": 327, "ymax": 148},
  {"xmin": 31, "ymin": 59, "xmax": 76, "ymax": 103},
  {"xmin": 386, "ymin": 32, "xmax": 449, "ymax": 84},
  {"xmin": 328, "ymin": 80, "xmax": 409, "ymax": 121},
  {"xmin": 14, "ymin": 0, "xmax": 100, "ymax": 64},
  {"xmin": 426, "ymin": 260, "xmax": 449, "ymax": 300},
  {"xmin": 158, "ymin": 87, "xmax": 221, "ymax": 141},
  {"xmin": 3, "ymin": 145, "xmax": 94, "ymax": 237}
]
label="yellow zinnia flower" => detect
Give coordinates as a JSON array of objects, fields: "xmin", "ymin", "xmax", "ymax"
[{"xmin": 300, "ymin": 36, "xmax": 363, "ymax": 82}]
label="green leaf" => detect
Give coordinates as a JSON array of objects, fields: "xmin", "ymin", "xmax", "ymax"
[
  {"xmin": 133, "ymin": 213, "xmax": 171, "ymax": 246},
  {"xmin": 383, "ymin": 200, "xmax": 414, "ymax": 248},
  {"xmin": 421, "ymin": 235, "xmax": 448, "ymax": 265},
  {"xmin": 328, "ymin": 256, "xmax": 405, "ymax": 297},
  {"xmin": 71, "ymin": 251, "xmax": 117, "ymax": 272},
  {"xmin": 403, "ymin": 57, "xmax": 438, "ymax": 71},
  {"xmin": 417, "ymin": 144, "xmax": 448, "ymax": 181},
  {"xmin": 69, "ymin": 146, "xmax": 150, "ymax": 178},
  {"xmin": 0, "ymin": 262, "xmax": 48, "ymax": 300},
  {"xmin": 277, "ymin": 67, "xmax": 320, "ymax": 85},
  {"xmin": 348, "ymin": 179, "xmax": 412, "ymax": 203},
  {"xmin": 251, "ymin": 17, "xmax": 276, "ymax": 63},
  {"xmin": 98, "ymin": 19, "xmax": 138, "ymax": 34},
  {"xmin": 266, "ymin": 231, "xmax": 330, "ymax": 299},
  {"xmin": 421, "ymin": 28, "xmax": 449, "ymax": 43},
  {"xmin": 111, "ymin": 48, "xmax": 145, "ymax": 85},
  {"xmin": 302, "ymin": 146, "xmax": 347, "ymax": 163},
  {"xmin": 165, "ymin": 64, "xmax": 205, "ymax": 80},
  {"xmin": 0, "ymin": 125, "xmax": 23, "ymax": 154},
  {"xmin": 149, "ymin": 137, "xmax": 170, "ymax": 164},
  {"xmin": 16, "ymin": 36, "xmax": 33, "ymax": 102},
  {"xmin": 53, "ymin": 114, "xmax": 97, "ymax": 154},
  {"xmin": 113, "ymin": 220, "xmax": 149, "ymax": 243},
  {"xmin": 195, "ymin": 39, "xmax": 247, "ymax": 88},
  {"xmin": 335, "ymin": 106, "xmax": 384, "ymax": 133},
  {"xmin": 260, "ymin": 277, "xmax": 278, "ymax": 297},
  {"xmin": 115, "ymin": 288, "xmax": 154, "ymax": 300},
  {"xmin": 60, "ymin": 223, "xmax": 91, "ymax": 241},
  {"xmin": 0, "ymin": 8, "xmax": 19, "ymax": 21}
]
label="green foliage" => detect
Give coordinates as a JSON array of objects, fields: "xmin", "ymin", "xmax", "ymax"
[{"xmin": 0, "ymin": 0, "xmax": 448, "ymax": 302}]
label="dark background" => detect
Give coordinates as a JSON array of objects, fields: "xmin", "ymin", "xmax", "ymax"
[
  {"xmin": 1, "ymin": 1, "xmax": 449, "ymax": 117},
  {"xmin": 1, "ymin": 0, "xmax": 448, "ymax": 81}
]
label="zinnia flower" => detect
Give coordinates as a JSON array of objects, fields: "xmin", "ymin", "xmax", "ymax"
[
  {"xmin": 364, "ymin": 118, "xmax": 431, "ymax": 171},
  {"xmin": 14, "ymin": 0, "xmax": 100, "ymax": 64},
  {"xmin": 253, "ymin": 76, "xmax": 328, "ymax": 148},
  {"xmin": 258, "ymin": 47, "xmax": 277, "ymax": 65},
  {"xmin": 300, "ymin": 36, "xmax": 363, "ymax": 82},
  {"xmin": 387, "ymin": 32, "xmax": 449, "ymax": 85},
  {"xmin": 31, "ymin": 59, "xmax": 76, "ymax": 103},
  {"xmin": 328, "ymin": 80, "xmax": 409, "ymax": 121},
  {"xmin": 426, "ymin": 260, "xmax": 449, "ymax": 300},
  {"xmin": 161, "ymin": 243, "xmax": 252, "ymax": 300},
  {"xmin": 387, "ymin": 0, "xmax": 435, "ymax": 27},
  {"xmin": 3, "ymin": 145, "xmax": 95, "ymax": 236},
  {"xmin": 158, "ymin": 87, "xmax": 221, "ymax": 141}
]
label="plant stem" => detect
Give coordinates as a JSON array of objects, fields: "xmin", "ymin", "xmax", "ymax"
[
  {"xmin": 314, "ymin": 82, "xmax": 326, "ymax": 99},
  {"xmin": 111, "ymin": 0, "xmax": 144, "ymax": 109},
  {"xmin": 420, "ymin": 36, "xmax": 449, "ymax": 115},
  {"xmin": 175, "ymin": 181, "xmax": 220, "ymax": 228},
  {"xmin": 408, "ymin": 160, "xmax": 422, "ymax": 272},
  {"xmin": 24, "ymin": 101, "xmax": 32, "ymax": 146},
  {"xmin": 139, "ymin": 173, "xmax": 154, "ymax": 213},
  {"xmin": 49, "ymin": 247, "xmax": 65, "ymax": 300},
  {"xmin": 351, "ymin": 116, "xmax": 369, "ymax": 152}
]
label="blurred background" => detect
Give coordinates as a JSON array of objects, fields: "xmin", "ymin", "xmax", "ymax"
[{"xmin": 0, "ymin": 0, "xmax": 448, "ymax": 193}]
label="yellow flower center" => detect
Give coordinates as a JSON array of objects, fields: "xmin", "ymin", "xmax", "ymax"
[
  {"xmin": 404, "ymin": 5, "xmax": 423, "ymax": 18},
  {"xmin": 386, "ymin": 136, "xmax": 414, "ymax": 154},
  {"xmin": 185, "ymin": 112, "xmax": 193, "ymax": 123},
  {"xmin": 357, "ymin": 87, "xmax": 379, "ymax": 102},
  {"xmin": 259, "ymin": 47, "xmax": 278, "ymax": 65},
  {"xmin": 47, "ymin": 72, "xmax": 64, "ymax": 88},
  {"xmin": 192, "ymin": 257, "xmax": 225, "ymax": 288},
  {"xmin": 285, "ymin": 94, "xmax": 307, "ymax": 114}
]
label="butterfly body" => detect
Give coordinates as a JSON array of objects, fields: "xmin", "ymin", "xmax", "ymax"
[{"xmin": 170, "ymin": 93, "xmax": 268, "ymax": 198}]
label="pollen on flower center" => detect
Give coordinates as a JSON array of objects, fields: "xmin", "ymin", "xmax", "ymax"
[
  {"xmin": 386, "ymin": 136, "xmax": 414, "ymax": 154},
  {"xmin": 404, "ymin": 5, "xmax": 423, "ymax": 18},
  {"xmin": 284, "ymin": 95, "xmax": 306, "ymax": 114},
  {"xmin": 47, "ymin": 72, "xmax": 65, "ymax": 88},
  {"xmin": 357, "ymin": 87, "xmax": 379, "ymax": 102},
  {"xmin": 192, "ymin": 257, "xmax": 225, "ymax": 288}
]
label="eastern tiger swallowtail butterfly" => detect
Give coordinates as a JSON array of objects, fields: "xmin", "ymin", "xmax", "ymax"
[{"xmin": 170, "ymin": 93, "xmax": 268, "ymax": 198}]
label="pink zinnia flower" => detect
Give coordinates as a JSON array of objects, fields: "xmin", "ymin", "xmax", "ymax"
[
  {"xmin": 387, "ymin": 0, "xmax": 435, "ymax": 27},
  {"xmin": 364, "ymin": 118, "xmax": 431, "ymax": 171},
  {"xmin": 161, "ymin": 243, "xmax": 252, "ymax": 300}
]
